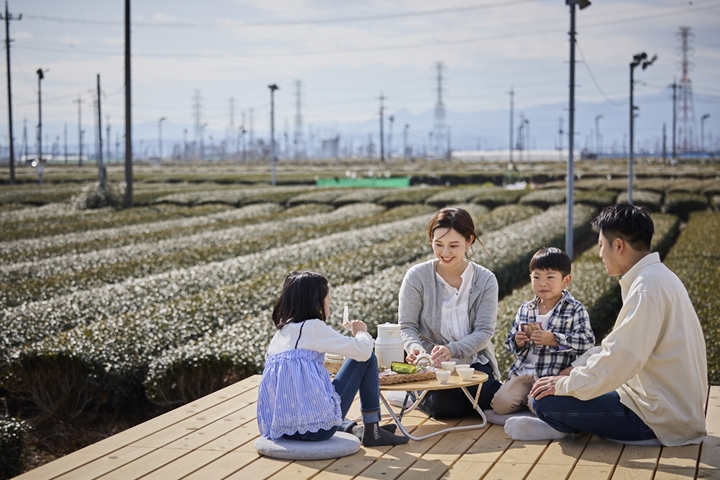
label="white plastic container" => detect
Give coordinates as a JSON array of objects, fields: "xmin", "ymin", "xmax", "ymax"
[{"xmin": 375, "ymin": 323, "xmax": 405, "ymax": 368}]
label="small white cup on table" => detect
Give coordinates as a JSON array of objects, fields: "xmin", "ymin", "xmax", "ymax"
[
  {"xmin": 456, "ymin": 368, "xmax": 475, "ymax": 381},
  {"xmin": 435, "ymin": 370, "xmax": 451, "ymax": 384}
]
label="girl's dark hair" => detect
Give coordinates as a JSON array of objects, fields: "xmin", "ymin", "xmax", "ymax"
[
  {"xmin": 272, "ymin": 271, "xmax": 329, "ymax": 330},
  {"xmin": 427, "ymin": 207, "xmax": 477, "ymax": 244},
  {"xmin": 529, "ymin": 247, "xmax": 572, "ymax": 277}
]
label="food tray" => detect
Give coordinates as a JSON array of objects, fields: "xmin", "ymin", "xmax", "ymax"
[{"xmin": 379, "ymin": 369, "xmax": 435, "ymax": 385}]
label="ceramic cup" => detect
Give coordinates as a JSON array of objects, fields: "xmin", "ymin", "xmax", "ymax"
[
  {"xmin": 457, "ymin": 368, "xmax": 475, "ymax": 381},
  {"xmin": 436, "ymin": 370, "xmax": 451, "ymax": 384},
  {"xmin": 454, "ymin": 363, "xmax": 470, "ymax": 371},
  {"xmin": 441, "ymin": 361, "xmax": 456, "ymax": 372}
]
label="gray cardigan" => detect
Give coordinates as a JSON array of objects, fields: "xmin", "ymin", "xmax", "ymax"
[{"xmin": 398, "ymin": 259, "xmax": 501, "ymax": 379}]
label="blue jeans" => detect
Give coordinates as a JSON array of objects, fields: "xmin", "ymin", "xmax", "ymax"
[
  {"xmin": 283, "ymin": 353, "xmax": 381, "ymax": 442},
  {"xmin": 532, "ymin": 391, "xmax": 657, "ymax": 442}
]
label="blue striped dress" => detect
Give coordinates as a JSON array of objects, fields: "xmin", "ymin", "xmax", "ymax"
[{"xmin": 257, "ymin": 348, "xmax": 343, "ymax": 439}]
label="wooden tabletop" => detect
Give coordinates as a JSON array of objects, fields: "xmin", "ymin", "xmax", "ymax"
[{"xmin": 379, "ymin": 371, "xmax": 488, "ymax": 391}]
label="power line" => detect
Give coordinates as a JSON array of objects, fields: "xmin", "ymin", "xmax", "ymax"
[{"xmin": 574, "ymin": 39, "xmax": 624, "ymax": 107}]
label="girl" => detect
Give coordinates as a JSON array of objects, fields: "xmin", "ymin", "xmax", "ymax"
[
  {"xmin": 398, "ymin": 207, "xmax": 503, "ymax": 418},
  {"xmin": 257, "ymin": 271, "xmax": 408, "ymax": 447}
]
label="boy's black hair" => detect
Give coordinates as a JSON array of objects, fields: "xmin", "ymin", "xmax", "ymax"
[
  {"xmin": 529, "ymin": 247, "xmax": 572, "ymax": 277},
  {"xmin": 272, "ymin": 271, "xmax": 329, "ymax": 330},
  {"xmin": 591, "ymin": 204, "xmax": 654, "ymax": 251}
]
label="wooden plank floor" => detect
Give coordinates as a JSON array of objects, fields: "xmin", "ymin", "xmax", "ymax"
[{"xmin": 15, "ymin": 377, "xmax": 720, "ymax": 480}]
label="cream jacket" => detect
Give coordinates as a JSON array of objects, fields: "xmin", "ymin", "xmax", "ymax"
[{"xmin": 556, "ymin": 252, "xmax": 707, "ymax": 446}]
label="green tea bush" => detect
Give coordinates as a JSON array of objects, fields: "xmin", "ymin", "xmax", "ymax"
[
  {"xmin": 71, "ymin": 182, "xmax": 126, "ymax": 210},
  {"xmin": 663, "ymin": 192, "xmax": 708, "ymax": 218},
  {"xmin": 616, "ymin": 190, "xmax": 663, "ymax": 211},
  {"xmin": 0, "ymin": 418, "xmax": 26, "ymax": 479},
  {"xmin": 471, "ymin": 188, "xmax": 527, "ymax": 208},
  {"xmin": 332, "ymin": 189, "xmax": 388, "ymax": 207},
  {"xmin": 377, "ymin": 187, "xmax": 443, "ymax": 208},
  {"xmin": 573, "ymin": 178, "xmax": 626, "ymax": 191},
  {"xmin": 712, "ymin": 195, "xmax": 720, "ymax": 211},
  {"xmin": 574, "ymin": 189, "xmax": 619, "ymax": 208},
  {"xmin": 665, "ymin": 211, "xmax": 720, "ymax": 385},
  {"xmin": 286, "ymin": 189, "xmax": 344, "ymax": 206},
  {"xmin": 518, "ymin": 188, "xmax": 566, "ymax": 209},
  {"xmin": 425, "ymin": 187, "xmax": 492, "ymax": 208},
  {"xmin": 474, "ymin": 205, "xmax": 541, "ymax": 235}
]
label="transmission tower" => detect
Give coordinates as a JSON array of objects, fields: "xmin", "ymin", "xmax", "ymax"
[
  {"xmin": 294, "ymin": 80, "xmax": 304, "ymax": 159},
  {"xmin": 192, "ymin": 90, "xmax": 202, "ymax": 158},
  {"xmin": 433, "ymin": 62, "xmax": 447, "ymax": 158},
  {"xmin": 677, "ymin": 27, "xmax": 696, "ymax": 153}
]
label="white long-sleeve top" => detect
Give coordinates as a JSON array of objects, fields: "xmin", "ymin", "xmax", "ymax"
[
  {"xmin": 556, "ymin": 252, "xmax": 708, "ymax": 446},
  {"xmin": 266, "ymin": 318, "xmax": 374, "ymax": 361}
]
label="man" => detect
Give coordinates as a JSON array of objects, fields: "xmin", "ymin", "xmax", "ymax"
[{"xmin": 505, "ymin": 204, "xmax": 707, "ymax": 446}]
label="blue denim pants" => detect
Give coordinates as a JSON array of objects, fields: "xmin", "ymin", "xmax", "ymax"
[
  {"xmin": 283, "ymin": 353, "xmax": 381, "ymax": 441},
  {"xmin": 532, "ymin": 391, "xmax": 657, "ymax": 442}
]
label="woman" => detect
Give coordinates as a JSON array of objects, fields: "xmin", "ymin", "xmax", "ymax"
[{"xmin": 398, "ymin": 207, "xmax": 502, "ymax": 418}]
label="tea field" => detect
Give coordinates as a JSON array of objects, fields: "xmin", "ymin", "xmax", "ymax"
[{"xmin": 0, "ymin": 160, "xmax": 719, "ymax": 474}]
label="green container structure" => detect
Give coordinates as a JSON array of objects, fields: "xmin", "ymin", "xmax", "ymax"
[{"xmin": 316, "ymin": 177, "xmax": 410, "ymax": 188}]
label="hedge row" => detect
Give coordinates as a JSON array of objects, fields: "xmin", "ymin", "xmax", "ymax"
[
  {"xmin": 493, "ymin": 213, "xmax": 681, "ymax": 378},
  {"xmin": 665, "ymin": 211, "xmax": 720, "ymax": 385},
  {"xmin": 142, "ymin": 204, "xmax": 596, "ymax": 405},
  {"xmin": 0, "ymin": 418, "xmax": 26, "ymax": 479}
]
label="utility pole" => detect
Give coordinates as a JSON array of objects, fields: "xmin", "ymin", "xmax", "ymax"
[
  {"xmin": 403, "ymin": 123, "xmax": 409, "ymax": 163},
  {"xmin": 701, "ymin": 113, "xmax": 710, "ymax": 153},
  {"xmin": 294, "ymin": 80, "xmax": 303, "ymax": 159},
  {"xmin": 595, "ymin": 114, "xmax": 603, "ymax": 162},
  {"xmin": 433, "ymin": 62, "xmax": 447, "ymax": 158},
  {"xmin": 388, "ymin": 115, "xmax": 394, "ymax": 161},
  {"xmin": 507, "ymin": 87, "xmax": 514, "ymax": 167},
  {"xmin": 96, "ymin": 73, "xmax": 105, "ymax": 188},
  {"xmin": 269, "ymin": 84, "xmax": 279, "ymax": 186},
  {"xmin": 662, "ymin": 122, "xmax": 667, "ymax": 163},
  {"xmin": 378, "ymin": 92, "xmax": 386, "ymax": 163},
  {"xmin": 64, "ymin": 123, "xmax": 67, "ymax": 164},
  {"xmin": 36, "ymin": 68, "xmax": 44, "ymax": 167},
  {"xmin": 158, "ymin": 116, "xmax": 166, "ymax": 162},
  {"xmin": 124, "ymin": 0, "xmax": 133, "ymax": 208},
  {"xmin": 74, "ymin": 95, "xmax": 82, "ymax": 166},
  {"xmin": 106, "ymin": 116, "xmax": 110, "ymax": 162},
  {"xmin": 629, "ymin": 52, "xmax": 657, "ymax": 205},
  {"xmin": 2, "ymin": 1, "xmax": 21, "ymax": 184},
  {"xmin": 671, "ymin": 80, "xmax": 677, "ymax": 162}
]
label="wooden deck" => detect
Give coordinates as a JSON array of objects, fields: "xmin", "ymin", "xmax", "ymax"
[{"xmin": 15, "ymin": 377, "xmax": 720, "ymax": 480}]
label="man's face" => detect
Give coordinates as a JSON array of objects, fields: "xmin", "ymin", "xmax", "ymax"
[{"xmin": 598, "ymin": 232, "xmax": 622, "ymax": 276}]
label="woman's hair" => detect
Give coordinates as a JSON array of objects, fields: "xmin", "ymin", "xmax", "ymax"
[
  {"xmin": 427, "ymin": 207, "xmax": 477, "ymax": 244},
  {"xmin": 529, "ymin": 247, "xmax": 571, "ymax": 277},
  {"xmin": 272, "ymin": 271, "xmax": 329, "ymax": 330}
]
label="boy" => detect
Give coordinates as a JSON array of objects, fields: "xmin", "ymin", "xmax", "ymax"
[{"xmin": 491, "ymin": 247, "xmax": 595, "ymax": 415}]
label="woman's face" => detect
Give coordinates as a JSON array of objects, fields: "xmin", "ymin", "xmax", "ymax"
[{"xmin": 432, "ymin": 227, "xmax": 472, "ymax": 268}]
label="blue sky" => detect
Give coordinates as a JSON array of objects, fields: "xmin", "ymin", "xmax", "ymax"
[{"xmin": 3, "ymin": 0, "xmax": 720, "ymax": 157}]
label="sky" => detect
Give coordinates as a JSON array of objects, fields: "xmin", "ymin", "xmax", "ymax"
[{"xmin": 2, "ymin": 0, "xmax": 720, "ymax": 159}]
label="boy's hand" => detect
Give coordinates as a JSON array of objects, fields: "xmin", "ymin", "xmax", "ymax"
[
  {"xmin": 515, "ymin": 330, "xmax": 529, "ymax": 348},
  {"xmin": 531, "ymin": 330, "xmax": 558, "ymax": 347},
  {"xmin": 350, "ymin": 320, "xmax": 367, "ymax": 336}
]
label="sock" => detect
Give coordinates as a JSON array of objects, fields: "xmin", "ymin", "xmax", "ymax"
[
  {"xmin": 362, "ymin": 422, "xmax": 409, "ymax": 446},
  {"xmin": 483, "ymin": 409, "xmax": 534, "ymax": 426},
  {"xmin": 351, "ymin": 423, "xmax": 397, "ymax": 440},
  {"xmin": 504, "ymin": 416, "xmax": 569, "ymax": 441}
]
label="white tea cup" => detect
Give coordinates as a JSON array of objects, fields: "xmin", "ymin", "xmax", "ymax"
[
  {"xmin": 435, "ymin": 370, "xmax": 451, "ymax": 384},
  {"xmin": 441, "ymin": 361, "xmax": 456, "ymax": 372},
  {"xmin": 457, "ymin": 368, "xmax": 475, "ymax": 381}
]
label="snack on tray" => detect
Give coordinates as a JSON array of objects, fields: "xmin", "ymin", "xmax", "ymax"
[{"xmin": 391, "ymin": 362, "xmax": 418, "ymax": 374}]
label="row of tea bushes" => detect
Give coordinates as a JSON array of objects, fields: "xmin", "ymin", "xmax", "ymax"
[
  {"xmin": 0, "ymin": 203, "xmax": 435, "ymax": 307},
  {"xmin": 1, "ymin": 208, "xmax": 456, "ymax": 417},
  {"xmin": 664, "ymin": 211, "xmax": 720, "ymax": 385},
  {"xmin": 492, "ymin": 213, "xmax": 682, "ymax": 378},
  {"xmin": 0, "ymin": 418, "xmax": 26, "ymax": 479},
  {"xmin": 0, "ymin": 206, "xmax": 437, "ymax": 357},
  {"xmin": 0, "ymin": 203, "xmax": 289, "ymax": 264},
  {"xmin": 142, "ymin": 204, "xmax": 596, "ymax": 405},
  {"xmin": 149, "ymin": 185, "xmax": 314, "ymax": 207}
]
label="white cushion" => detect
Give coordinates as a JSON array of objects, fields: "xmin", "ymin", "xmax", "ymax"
[{"xmin": 254, "ymin": 432, "xmax": 361, "ymax": 460}]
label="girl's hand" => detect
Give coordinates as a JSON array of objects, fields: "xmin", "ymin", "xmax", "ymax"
[
  {"xmin": 531, "ymin": 330, "xmax": 558, "ymax": 347},
  {"xmin": 349, "ymin": 319, "xmax": 367, "ymax": 336},
  {"xmin": 406, "ymin": 349, "xmax": 421, "ymax": 364},
  {"xmin": 430, "ymin": 345, "xmax": 452, "ymax": 364},
  {"xmin": 515, "ymin": 330, "xmax": 529, "ymax": 348}
]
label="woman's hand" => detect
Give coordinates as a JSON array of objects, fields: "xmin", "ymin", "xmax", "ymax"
[
  {"xmin": 349, "ymin": 320, "xmax": 367, "ymax": 336},
  {"xmin": 430, "ymin": 345, "xmax": 452, "ymax": 364},
  {"xmin": 406, "ymin": 349, "xmax": 422, "ymax": 364}
]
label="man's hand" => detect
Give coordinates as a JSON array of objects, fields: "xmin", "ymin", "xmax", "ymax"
[
  {"xmin": 530, "ymin": 376, "xmax": 561, "ymax": 400},
  {"xmin": 515, "ymin": 330, "xmax": 529, "ymax": 348},
  {"xmin": 531, "ymin": 330, "xmax": 558, "ymax": 347}
]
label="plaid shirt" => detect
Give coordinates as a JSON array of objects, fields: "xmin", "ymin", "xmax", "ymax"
[{"xmin": 504, "ymin": 290, "xmax": 595, "ymax": 379}]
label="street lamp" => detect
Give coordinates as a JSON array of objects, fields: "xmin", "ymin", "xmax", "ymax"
[
  {"xmin": 701, "ymin": 114, "xmax": 710, "ymax": 153},
  {"xmin": 36, "ymin": 68, "xmax": 44, "ymax": 167},
  {"xmin": 158, "ymin": 116, "xmax": 166, "ymax": 163},
  {"xmin": 565, "ymin": 0, "xmax": 591, "ymax": 260},
  {"xmin": 403, "ymin": 123, "xmax": 409, "ymax": 163},
  {"xmin": 629, "ymin": 52, "xmax": 657, "ymax": 205},
  {"xmin": 268, "ymin": 84, "xmax": 279, "ymax": 186}
]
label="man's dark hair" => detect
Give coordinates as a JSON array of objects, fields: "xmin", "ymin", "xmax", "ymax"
[
  {"xmin": 272, "ymin": 271, "xmax": 329, "ymax": 330},
  {"xmin": 529, "ymin": 247, "xmax": 572, "ymax": 277},
  {"xmin": 591, "ymin": 204, "xmax": 654, "ymax": 251}
]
